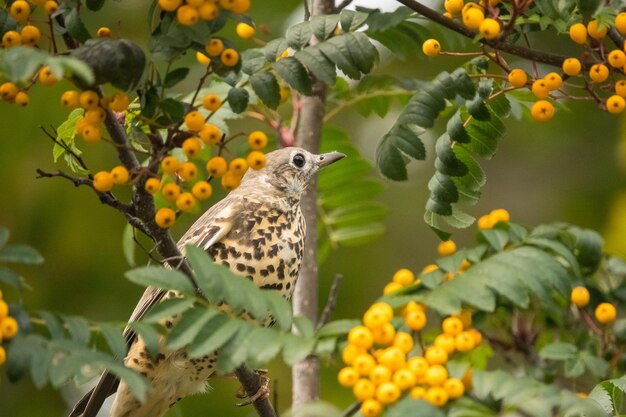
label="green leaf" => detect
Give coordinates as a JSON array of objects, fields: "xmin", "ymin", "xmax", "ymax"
[
  {"xmin": 0, "ymin": 244, "xmax": 43, "ymax": 264},
  {"xmin": 227, "ymin": 87, "xmax": 249, "ymax": 113},
  {"xmin": 316, "ymin": 319, "xmax": 360, "ymax": 337},
  {"xmin": 39, "ymin": 311, "xmax": 64, "ymax": 339},
  {"xmin": 250, "ymin": 72, "xmax": 280, "ymax": 109},
  {"xmin": 286, "ymin": 22, "xmax": 313, "ymax": 49},
  {"xmin": 325, "ymin": 202, "xmax": 387, "ymax": 227},
  {"xmin": 122, "ymin": 225, "xmax": 136, "ymax": 267},
  {"xmin": 310, "ymin": 14, "xmax": 340, "ymax": 41},
  {"xmin": 265, "ymin": 291, "xmax": 293, "ymax": 331},
  {"xmin": 339, "ymin": 9, "xmax": 369, "ymax": 31},
  {"xmin": 478, "ymin": 229, "xmax": 510, "ymax": 251},
  {"xmin": 282, "ymin": 334, "xmax": 315, "ymax": 365},
  {"xmin": 293, "ymin": 315, "xmax": 315, "ymax": 338},
  {"xmin": 142, "ymin": 297, "xmax": 195, "ymax": 324},
  {"xmin": 64, "ymin": 316, "xmax": 91, "ymax": 345},
  {"xmin": 377, "ymin": 125, "xmax": 426, "ymax": 181},
  {"xmin": 64, "ymin": 8, "xmax": 91, "ymax": 43},
  {"xmin": 244, "ymin": 327, "xmax": 284, "ymax": 367},
  {"xmin": 318, "ymin": 37, "xmax": 360, "ymax": 80},
  {"xmin": 0, "ymin": 267, "xmax": 26, "ymax": 290},
  {"xmin": 564, "ymin": 356, "xmax": 585, "ymax": 378},
  {"xmin": 100, "ymin": 323, "xmax": 127, "ymax": 359},
  {"xmin": 125, "ymin": 266, "xmax": 196, "ymax": 295},
  {"xmin": 294, "ymin": 46, "xmax": 336, "ymax": 85},
  {"xmin": 85, "ymin": 0, "xmax": 105, "ymax": 11},
  {"xmin": 166, "ymin": 308, "xmax": 215, "ymax": 350},
  {"xmin": 0, "ymin": 228, "xmax": 8, "ymax": 248},
  {"xmin": 386, "ymin": 398, "xmax": 446, "ymax": 417},
  {"xmin": 163, "ymin": 67, "xmax": 190, "ymax": 88},
  {"xmin": 319, "ymin": 179, "xmax": 384, "ymax": 208},
  {"xmin": 539, "ymin": 342, "xmax": 578, "ymax": 360},
  {"xmin": 159, "ymin": 98, "xmax": 185, "ymax": 124},
  {"xmin": 345, "ymin": 33, "xmax": 378, "ymax": 74},
  {"xmin": 188, "ymin": 315, "xmax": 238, "ymax": 358},
  {"xmin": 272, "ymin": 57, "xmax": 312, "ymax": 94},
  {"xmin": 130, "ymin": 322, "xmax": 162, "ymax": 360},
  {"xmin": 241, "ymin": 49, "xmax": 266, "ymax": 75}
]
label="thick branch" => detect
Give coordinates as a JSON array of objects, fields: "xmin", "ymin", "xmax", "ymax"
[{"xmin": 397, "ymin": 0, "xmax": 582, "ymax": 68}]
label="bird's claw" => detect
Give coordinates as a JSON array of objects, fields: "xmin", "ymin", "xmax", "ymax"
[{"xmin": 235, "ymin": 371, "xmax": 270, "ymax": 407}]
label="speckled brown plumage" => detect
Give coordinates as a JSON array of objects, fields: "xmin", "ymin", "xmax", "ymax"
[{"xmin": 70, "ymin": 147, "xmax": 345, "ymax": 417}]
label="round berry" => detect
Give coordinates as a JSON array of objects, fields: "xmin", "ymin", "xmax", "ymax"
[
  {"xmin": 595, "ymin": 303, "xmax": 617, "ymax": 324},
  {"xmin": 196, "ymin": 52, "xmax": 212, "ymax": 65},
  {"xmin": 111, "ymin": 166, "xmax": 130, "ymax": 185},
  {"xmin": 616, "ymin": 80, "xmax": 626, "ymax": 97},
  {"xmin": 353, "ymin": 378, "xmax": 376, "ymax": 400},
  {"xmin": 144, "ymin": 178, "xmax": 161, "ymax": 194},
  {"xmin": 202, "ymin": 94, "xmax": 222, "ymax": 112},
  {"xmin": 363, "ymin": 302, "xmax": 393, "ymax": 328},
  {"xmin": 410, "ymin": 386, "xmax": 426, "ymax": 399},
  {"xmin": 82, "ymin": 124, "xmax": 102, "ymax": 142},
  {"xmin": 162, "ymin": 183, "xmax": 182, "ymax": 201},
  {"xmin": 531, "ymin": 80, "xmax": 550, "ymax": 99},
  {"xmin": 589, "ymin": 64, "xmax": 609, "ymax": 83},
  {"xmin": 2, "ymin": 31, "xmax": 21, "ymax": 48},
  {"xmin": 206, "ymin": 156, "xmax": 228, "ymax": 177},
  {"xmin": 93, "ymin": 171, "xmax": 114, "ymax": 192},
  {"xmin": 479, "ymin": 18, "xmax": 500, "ymax": 39},
  {"xmin": 371, "ymin": 322, "xmax": 396, "ymax": 345},
  {"xmin": 392, "ymin": 368, "xmax": 417, "ymax": 390},
  {"xmin": 248, "ymin": 130, "xmax": 268, "ymax": 150},
  {"xmin": 442, "ymin": 316, "xmax": 464, "ymax": 336},
  {"xmin": 352, "ymin": 354, "xmax": 376, "ymax": 375},
  {"xmin": 383, "ymin": 281, "xmax": 403, "ymax": 294},
  {"xmin": 177, "ymin": 162, "xmax": 198, "ymax": 181},
  {"xmin": 205, "ymin": 38, "xmax": 225, "ymax": 57},
  {"xmin": 14, "ymin": 91, "xmax": 29, "ymax": 106},
  {"xmin": 437, "ymin": 240, "xmax": 456, "ymax": 256},
  {"xmin": 425, "ymin": 364, "xmax": 448, "ymax": 386},
  {"xmin": 198, "ymin": 124, "xmax": 222, "ymax": 145},
  {"xmin": 444, "ymin": 0, "xmax": 464, "ymax": 14},
  {"xmin": 392, "ymin": 268, "xmax": 414, "ymax": 286},
  {"xmin": 39, "ymin": 66, "xmax": 59, "ymax": 86},
  {"xmin": 377, "ymin": 347, "xmax": 406, "ymax": 371},
  {"xmin": 607, "ymin": 95, "xmax": 626, "ymax": 114},
  {"xmin": 109, "ymin": 92, "xmax": 130, "ymax": 112},
  {"xmin": 155, "ymin": 207, "xmax": 176, "ymax": 229},
  {"xmin": 562, "ymin": 58, "xmax": 581, "ymax": 76},
  {"xmin": 462, "ymin": 7, "xmax": 484, "ymax": 30},
  {"xmin": 444, "ymin": 377, "xmax": 465, "ymax": 398},
  {"xmin": 609, "ymin": 50, "xmax": 626, "ymax": 68},
  {"xmin": 435, "ymin": 333, "xmax": 456, "ymax": 354},
  {"xmin": 425, "ymin": 346, "xmax": 448, "ymax": 365},
  {"xmin": 392, "ymin": 332, "xmax": 414, "ymax": 353},
  {"xmin": 199, "ymin": 2, "xmax": 219, "ymax": 20},
  {"xmin": 616, "ymin": 12, "xmax": 626, "ymax": 35},
  {"xmin": 1, "ymin": 317, "xmax": 18, "ymax": 339},
  {"xmin": 425, "ymin": 386, "xmax": 449, "ymax": 407},
  {"xmin": 0, "ymin": 83, "xmax": 18, "ymax": 101},
  {"xmin": 342, "ymin": 344, "xmax": 364, "ymax": 365},
  {"xmin": 176, "ymin": 192, "xmax": 197, "ymax": 212},
  {"xmin": 337, "ymin": 367, "xmax": 359, "ymax": 387},
  {"xmin": 236, "ymin": 23, "xmax": 256, "ymax": 39},
  {"xmin": 405, "ymin": 309, "xmax": 426, "ymax": 331},
  {"xmin": 97, "ymin": 27, "xmax": 112, "ymax": 38},
  {"xmin": 544, "ymin": 72, "xmax": 563, "ymax": 91},
  {"xmin": 177, "ymin": 5, "xmax": 199, "ymax": 26},
  {"xmin": 61, "ymin": 90, "xmax": 81, "ymax": 109},
  {"xmin": 422, "ymin": 39, "xmax": 441, "ymax": 57},
  {"xmin": 531, "ymin": 100, "xmax": 554, "ymax": 122},
  {"xmin": 247, "ymin": 151, "xmax": 267, "ymax": 170},
  {"xmin": 376, "ymin": 382, "xmax": 401, "ymax": 405},
  {"xmin": 455, "ymin": 331, "xmax": 476, "ymax": 352},
  {"xmin": 192, "ymin": 181, "xmax": 213, "ymax": 200},
  {"xmin": 221, "ymin": 48, "xmax": 240, "ymax": 67},
  {"xmin": 369, "ymin": 365, "xmax": 392, "ymax": 385},
  {"xmin": 158, "ymin": 0, "xmax": 182, "ymax": 11},
  {"xmin": 348, "ymin": 325, "xmax": 374, "ymax": 349},
  {"xmin": 587, "ymin": 19, "xmax": 607, "ymax": 40},
  {"xmin": 360, "ymin": 399, "xmax": 383, "ymax": 417},
  {"xmin": 0, "ymin": 300, "xmax": 8, "ymax": 319},
  {"xmin": 20, "ymin": 25, "xmax": 41, "ymax": 46},
  {"xmin": 221, "ymin": 172, "xmax": 242, "ymax": 190},
  {"xmin": 161, "ymin": 156, "xmax": 181, "ymax": 174},
  {"xmin": 0, "ymin": 346, "xmax": 5, "ymax": 366},
  {"xmin": 508, "ymin": 69, "xmax": 528, "ymax": 88},
  {"xmin": 229, "ymin": 158, "xmax": 248, "ymax": 176},
  {"xmin": 184, "ymin": 111, "xmax": 205, "ymax": 132},
  {"xmin": 43, "ymin": 0, "xmax": 58, "ymax": 15},
  {"xmin": 10, "ymin": 0, "xmax": 31, "ymax": 22},
  {"xmin": 182, "ymin": 138, "xmax": 202, "ymax": 158},
  {"xmin": 84, "ymin": 108, "xmax": 106, "ymax": 125},
  {"xmin": 407, "ymin": 356, "xmax": 429, "ymax": 377},
  {"xmin": 230, "ymin": 0, "xmax": 251, "ymax": 13},
  {"xmin": 80, "ymin": 91, "xmax": 100, "ymax": 110},
  {"xmin": 569, "ymin": 23, "xmax": 587, "ymax": 44}
]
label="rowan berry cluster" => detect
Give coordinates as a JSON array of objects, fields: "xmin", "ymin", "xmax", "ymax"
[
  {"xmin": 422, "ymin": 1, "xmax": 626, "ymax": 122},
  {"xmin": 0, "ymin": 291, "xmax": 19, "ymax": 368},
  {"xmin": 570, "ymin": 286, "xmax": 618, "ymax": 325},
  {"xmin": 158, "ymin": 0, "xmax": 250, "ymax": 27}
]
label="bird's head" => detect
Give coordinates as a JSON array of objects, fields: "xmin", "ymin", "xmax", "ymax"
[{"xmin": 241, "ymin": 147, "xmax": 345, "ymax": 196}]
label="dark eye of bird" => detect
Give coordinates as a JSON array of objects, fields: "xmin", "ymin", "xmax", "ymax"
[{"xmin": 292, "ymin": 153, "xmax": 305, "ymax": 168}]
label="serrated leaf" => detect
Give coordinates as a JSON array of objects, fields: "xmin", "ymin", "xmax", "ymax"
[
  {"xmin": 316, "ymin": 319, "xmax": 360, "ymax": 337},
  {"xmin": 163, "ymin": 67, "xmax": 189, "ymax": 88},
  {"xmin": 65, "ymin": 8, "xmax": 91, "ymax": 43},
  {"xmin": 286, "ymin": 22, "xmax": 312, "ymax": 49},
  {"xmin": 188, "ymin": 315, "xmax": 238, "ymax": 358},
  {"xmin": 282, "ymin": 334, "xmax": 315, "ymax": 365},
  {"xmin": 339, "ymin": 9, "xmax": 369, "ymax": 31},
  {"xmin": 0, "ymin": 244, "xmax": 44, "ymax": 264},
  {"xmin": 241, "ymin": 49, "xmax": 266, "ymax": 75},
  {"xmin": 100, "ymin": 323, "xmax": 127, "ymax": 359},
  {"xmin": 64, "ymin": 316, "xmax": 91, "ymax": 345},
  {"xmin": 310, "ymin": 14, "xmax": 340, "ymax": 41},
  {"xmin": 294, "ymin": 47, "xmax": 336, "ymax": 85},
  {"xmin": 377, "ymin": 125, "xmax": 426, "ymax": 180},
  {"xmin": 0, "ymin": 267, "xmax": 26, "ymax": 290},
  {"xmin": 245, "ymin": 327, "xmax": 284, "ymax": 367},
  {"xmin": 539, "ymin": 342, "xmax": 578, "ymax": 360},
  {"xmin": 166, "ymin": 308, "xmax": 215, "ymax": 350},
  {"xmin": 130, "ymin": 321, "xmax": 162, "ymax": 359},
  {"xmin": 250, "ymin": 72, "xmax": 280, "ymax": 109},
  {"xmin": 318, "ymin": 37, "xmax": 360, "ymax": 80},
  {"xmin": 272, "ymin": 57, "xmax": 312, "ymax": 94},
  {"xmin": 265, "ymin": 291, "xmax": 293, "ymax": 331},
  {"xmin": 227, "ymin": 87, "xmax": 249, "ymax": 113},
  {"xmin": 142, "ymin": 297, "xmax": 195, "ymax": 324},
  {"xmin": 125, "ymin": 266, "xmax": 196, "ymax": 295}
]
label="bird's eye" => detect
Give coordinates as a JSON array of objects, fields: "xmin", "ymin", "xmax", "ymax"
[{"xmin": 292, "ymin": 153, "xmax": 305, "ymax": 168}]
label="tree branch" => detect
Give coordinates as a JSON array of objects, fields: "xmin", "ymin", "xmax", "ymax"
[
  {"xmin": 316, "ymin": 273, "xmax": 343, "ymax": 330},
  {"xmin": 396, "ymin": 0, "xmax": 586, "ymax": 69}
]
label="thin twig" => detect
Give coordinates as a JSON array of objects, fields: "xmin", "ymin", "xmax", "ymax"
[
  {"xmin": 334, "ymin": 0, "xmax": 353, "ymax": 12},
  {"xmin": 341, "ymin": 401, "xmax": 361, "ymax": 417},
  {"xmin": 40, "ymin": 126, "xmax": 89, "ymax": 172},
  {"xmin": 316, "ymin": 273, "xmax": 343, "ymax": 330}
]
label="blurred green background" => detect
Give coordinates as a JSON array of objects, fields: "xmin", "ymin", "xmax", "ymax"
[{"xmin": 1, "ymin": 1, "xmax": 626, "ymax": 416}]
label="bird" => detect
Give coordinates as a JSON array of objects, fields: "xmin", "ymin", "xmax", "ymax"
[{"xmin": 69, "ymin": 146, "xmax": 346, "ymax": 417}]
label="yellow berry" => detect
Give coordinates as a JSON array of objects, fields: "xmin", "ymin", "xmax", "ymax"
[
  {"xmin": 508, "ymin": 69, "xmax": 527, "ymax": 88},
  {"xmin": 221, "ymin": 171, "xmax": 242, "ymax": 190},
  {"xmin": 422, "ymin": 39, "xmax": 441, "ymax": 57},
  {"xmin": 0, "ymin": 83, "xmax": 18, "ymax": 101},
  {"xmin": 479, "ymin": 18, "xmax": 500, "ymax": 39},
  {"xmin": 587, "ymin": 19, "xmax": 607, "ymax": 40},
  {"xmin": 182, "ymin": 138, "xmax": 202, "ymax": 158},
  {"xmin": 444, "ymin": 0, "xmax": 464, "ymax": 14},
  {"xmin": 184, "ymin": 111, "xmax": 205, "ymax": 132},
  {"xmin": 230, "ymin": 0, "xmax": 251, "ymax": 13},
  {"xmin": 1, "ymin": 317, "xmax": 18, "ymax": 339},
  {"xmin": 434, "ymin": 334, "xmax": 456, "ymax": 354},
  {"xmin": 392, "ymin": 368, "xmax": 417, "ymax": 390},
  {"xmin": 376, "ymin": 382, "xmax": 401, "ymax": 405},
  {"xmin": 468, "ymin": 328, "xmax": 482, "ymax": 345},
  {"xmin": 348, "ymin": 325, "xmax": 374, "ymax": 349},
  {"xmin": 616, "ymin": 80, "xmax": 626, "ymax": 97},
  {"xmin": 93, "ymin": 171, "xmax": 114, "ymax": 192},
  {"xmin": 80, "ymin": 90, "xmax": 100, "ymax": 110},
  {"xmin": 61, "ymin": 90, "xmax": 81, "ymax": 109},
  {"xmin": 352, "ymin": 354, "xmax": 376, "ymax": 375},
  {"xmin": 82, "ymin": 124, "xmax": 102, "ymax": 143},
  {"xmin": 338, "ymin": 367, "xmax": 359, "ymax": 387},
  {"xmin": 236, "ymin": 22, "xmax": 256, "ymax": 39},
  {"xmin": 202, "ymin": 94, "xmax": 222, "ymax": 112},
  {"xmin": 43, "ymin": 0, "xmax": 58, "ymax": 15},
  {"xmin": 607, "ymin": 95, "xmax": 626, "ymax": 114},
  {"xmin": 409, "ymin": 386, "xmax": 426, "ymax": 399},
  {"xmin": 176, "ymin": 5, "xmax": 199, "ymax": 26},
  {"xmin": 531, "ymin": 100, "xmax": 554, "ymax": 122},
  {"xmin": 0, "ymin": 300, "xmax": 8, "ymax": 319},
  {"xmin": 407, "ymin": 356, "xmax": 429, "ymax": 377},
  {"xmin": 371, "ymin": 322, "xmax": 396, "ymax": 345},
  {"xmin": 531, "ymin": 80, "xmax": 550, "ymax": 99},
  {"xmin": 609, "ymin": 50, "xmax": 626, "ymax": 68},
  {"xmin": 442, "ymin": 316, "xmax": 464, "ymax": 336},
  {"xmin": 39, "ymin": 66, "xmax": 59, "ymax": 86},
  {"xmin": 10, "ymin": 0, "xmax": 31, "ymax": 23},
  {"xmin": 162, "ymin": 183, "xmax": 182, "ymax": 201},
  {"xmin": 84, "ymin": 108, "xmax": 106, "ymax": 125},
  {"xmin": 97, "ymin": 27, "xmax": 112, "ymax": 38},
  {"xmin": 393, "ymin": 332, "xmax": 414, "ymax": 353},
  {"xmin": 378, "ymin": 347, "xmax": 406, "ymax": 371},
  {"xmin": 2, "ymin": 31, "xmax": 21, "ymax": 48},
  {"xmin": 158, "ymin": 0, "xmax": 182, "ymax": 12},
  {"xmin": 0, "ymin": 346, "xmax": 5, "ymax": 366},
  {"xmin": 462, "ymin": 368, "xmax": 473, "ymax": 389},
  {"xmin": 364, "ymin": 303, "xmax": 393, "ymax": 328},
  {"xmin": 205, "ymin": 38, "xmax": 224, "ymax": 57},
  {"xmin": 369, "ymin": 365, "xmax": 392, "ymax": 385},
  {"xmin": 444, "ymin": 377, "xmax": 465, "ymax": 398},
  {"xmin": 392, "ymin": 268, "xmax": 414, "ymax": 286},
  {"xmin": 109, "ymin": 92, "xmax": 130, "ymax": 112},
  {"xmin": 383, "ymin": 281, "xmax": 403, "ymax": 294},
  {"xmin": 405, "ymin": 300, "xmax": 426, "ymax": 313},
  {"xmin": 196, "ymin": 52, "xmax": 212, "ymax": 65},
  {"xmin": 176, "ymin": 192, "xmax": 197, "ymax": 212},
  {"xmin": 20, "ymin": 25, "xmax": 41, "ymax": 46},
  {"xmin": 144, "ymin": 178, "xmax": 161, "ymax": 194},
  {"xmin": 455, "ymin": 310, "xmax": 472, "ymax": 328},
  {"xmin": 353, "ymin": 378, "xmax": 377, "ymax": 401},
  {"xmin": 544, "ymin": 72, "xmax": 563, "ymax": 91},
  {"xmin": 437, "ymin": 240, "xmax": 456, "ymax": 256},
  {"xmin": 360, "ymin": 399, "xmax": 383, "ymax": 417},
  {"xmin": 342, "ymin": 344, "xmax": 364, "ymax": 365},
  {"xmin": 425, "ymin": 386, "xmax": 449, "ymax": 407},
  {"xmin": 562, "ymin": 58, "xmax": 582, "ymax": 76},
  {"xmin": 15, "ymin": 91, "xmax": 29, "ymax": 106},
  {"xmin": 477, "ymin": 214, "xmax": 495, "ymax": 229},
  {"xmin": 221, "ymin": 48, "xmax": 240, "ymax": 67},
  {"xmin": 177, "ymin": 162, "xmax": 198, "ymax": 181},
  {"xmin": 155, "ymin": 207, "xmax": 176, "ymax": 229},
  {"xmin": 248, "ymin": 130, "xmax": 268, "ymax": 150},
  {"xmin": 425, "ymin": 364, "xmax": 448, "ymax": 386},
  {"xmin": 206, "ymin": 156, "xmax": 228, "ymax": 177},
  {"xmin": 198, "ymin": 123, "xmax": 222, "ymax": 145},
  {"xmin": 405, "ymin": 309, "xmax": 427, "ymax": 331},
  {"xmin": 595, "ymin": 303, "xmax": 617, "ymax": 324},
  {"xmin": 455, "ymin": 331, "xmax": 476, "ymax": 352},
  {"xmin": 425, "ymin": 346, "xmax": 448, "ymax": 365},
  {"xmin": 616, "ymin": 12, "xmax": 626, "ymax": 35},
  {"xmin": 247, "ymin": 151, "xmax": 267, "ymax": 170},
  {"xmin": 229, "ymin": 158, "xmax": 248, "ymax": 176},
  {"xmin": 192, "ymin": 181, "xmax": 213, "ymax": 200},
  {"xmin": 589, "ymin": 64, "xmax": 609, "ymax": 83},
  {"xmin": 161, "ymin": 156, "xmax": 181, "ymax": 174},
  {"xmin": 199, "ymin": 2, "xmax": 219, "ymax": 20},
  {"xmin": 569, "ymin": 23, "xmax": 587, "ymax": 44},
  {"xmin": 111, "ymin": 166, "xmax": 130, "ymax": 185},
  {"xmin": 462, "ymin": 7, "xmax": 484, "ymax": 30}
]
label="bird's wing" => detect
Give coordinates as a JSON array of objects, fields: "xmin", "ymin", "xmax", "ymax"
[{"xmin": 69, "ymin": 198, "xmax": 236, "ymax": 417}]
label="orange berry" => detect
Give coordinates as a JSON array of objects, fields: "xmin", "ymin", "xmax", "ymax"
[
  {"xmin": 0, "ymin": 83, "xmax": 18, "ymax": 101},
  {"xmin": 434, "ymin": 333, "xmax": 456, "ymax": 354},
  {"xmin": 158, "ymin": 0, "xmax": 182, "ymax": 11},
  {"xmin": 425, "ymin": 346, "xmax": 448, "ymax": 365},
  {"xmin": 437, "ymin": 240, "xmax": 456, "ymax": 256},
  {"xmin": 205, "ymin": 38, "xmax": 224, "ymax": 57},
  {"xmin": 0, "ymin": 346, "xmax": 5, "ymax": 365},
  {"xmin": 383, "ymin": 281, "xmax": 403, "ymax": 294},
  {"xmin": 569, "ymin": 23, "xmax": 587, "ymax": 44},
  {"xmin": 531, "ymin": 80, "xmax": 550, "ymax": 99},
  {"xmin": 230, "ymin": 0, "xmax": 251, "ymax": 13},
  {"xmin": 177, "ymin": 162, "xmax": 198, "ymax": 181},
  {"xmin": 444, "ymin": 378, "xmax": 465, "ymax": 398},
  {"xmin": 39, "ymin": 66, "xmax": 59, "ymax": 86},
  {"xmin": 352, "ymin": 354, "xmax": 376, "ymax": 375},
  {"xmin": 162, "ymin": 183, "xmax": 182, "ymax": 201},
  {"xmin": 616, "ymin": 12, "xmax": 626, "ymax": 35},
  {"xmin": 589, "ymin": 64, "xmax": 609, "ymax": 83},
  {"xmin": 221, "ymin": 173, "xmax": 241, "ymax": 191},
  {"xmin": 111, "ymin": 166, "xmax": 130, "ymax": 185},
  {"xmin": 20, "ymin": 25, "xmax": 41, "ymax": 46},
  {"xmin": 595, "ymin": 303, "xmax": 617, "ymax": 324},
  {"xmin": 182, "ymin": 138, "xmax": 203, "ymax": 158},
  {"xmin": 229, "ymin": 158, "xmax": 248, "ymax": 176},
  {"xmin": 615, "ymin": 80, "xmax": 626, "ymax": 97},
  {"xmin": 587, "ymin": 19, "xmax": 607, "ymax": 40},
  {"xmin": 161, "ymin": 156, "xmax": 181, "ymax": 174},
  {"xmin": 405, "ymin": 309, "xmax": 426, "ymax": 331},
  {"xmin": 199, "ymin": 2, "xmax": 219, "ymax": 20},
  {"xmin": 479, "ymin": 18, "xmax": 500, "ymax": 39},
  {"xmin": 392, "ymin": 368, "xmax": 417, "ymax": 390},
  {"xmin": 360, "ymin": 399, "xmax": 383, "ymax": 417},
  {"xmin": 407, "ymin": 356, "xmax": 429, "ymax": 377},
  {"xmin": 43, "ymin": 0, "xmax": 58, "ymax": 15},
  {"xmin": 97, "ymin": 27, "xmax": 112, "ymax": 38},
  {"xmin": 0, "ymin": 300, "xmax": 8, "ymax": 319},
  {"xmin": 155, "ymin": 207, "xmax": 176, "ymax": 229},
  {"xmin": 369, "ymin": 365, "xmax": 392, "ymax": 385},
  {"xmin": 93, "ymin": 171, "xmax": 114, "ymax": 192},
  {"xmin": 10, "ymin": 0, "xmax": 31, "ymax": 23},
  {"xmin": 248, "ymin": 130, "xmax": 268, "ymax": 150},
  {"xmin": 236, "ymin": 22, "xmax": 256, "ymax": 39},
  {"xmin": 562, "ymin": 58, "xmax": 582, "ymax": 76},
  {"xmin": 609, "ymin": 50, "xmax": 626, "ymax": 68},
  {"xmin": 455, "ymin": 331, "xmax": 476, "ymax": 352},
  {"xmin": 606, "ymin": 95, "xmax": 626, "ymax": 114},
  {"xmin": 425, "ymin": 386, "xmax": 449, "ymax": 406},
  {"xmin": 371, "ymin": 322, "xmax": 396, "ymax": 345},
  {"xmin": 82, "ymin": 124, "xmax": 102, "ymax": 143},
  {"xmin": 198, "ymin": 123, "xmax": 222, "ymax": 145},
  {"xmin": 247, "ymin": 151, "xmax": 267, "ymax": 170},
  {"xmin": 338, "ymin": 367, "xmax": 359, "ymax": 387},
  {"xmin": 490, "ymin": 208, "xmax": 510, "ymax": 223},
  {"xmin": 221, "ymin": 48, "xmax": 240, "ymax": 67},
  {"xmin": 192, "ymin": 181, "xmax": 213, "ymax": 200},
  {"xmin": 410, "ymin": 386, "xmax": 426, "ymax": 399},
  {"xmin": 80, "ymin": 90, "xmax": 100, "ymax": 110},
  {"xmin": 109, "ymin": 92, "xmax": 130, "ymax": 112},
  {"xmin": 392, "ymin": 332, "xmax": 414, "ymax": 353},
  {"xmin": 392, "ymin": 268, "xmax": 414, "ymax": 286},
  {"xmin": 2, "ymin": 31, "xmax": 21, "ymax": 48},
  {"xmin": 544, "ymin": 72, "xmax": 563, "ymax": 91},
  {"xmin": 375, "ymin": 382, "xmax": 401, "ymax": 405},
  {"xmin": 1, "ymin": 317, "xmax": 18, "ymax": 339},
  {"xmin": 202, "ymin": 94, "xmax": 222, "ymax": 112},
  {"xmin": 176, "ymin": 5, "xmax": 199, "ymax": 26},
  {"xmin": 84, "ymin": 108, "xmax": 106, "ymax": 125},
  {"xmin": 442, "ymin": 316, "xmax": 464, "ymax": 336},
  {"xmin": 422, "ymin": 39, "xmax": 441, "ymax": 56},
  {"xmin": 377, "ymin": 347, "xmax": 406, "ymax": 371},
  {"xmin": 462, "ymin": 7, "xmax": 484, "ymax": 30},
  {"xmin": 196, "ymin": 52, "xmax": 212, "ymax": 65},
  {"xmin": 348, "ymin": 325, "xmax": 374, "ymax": 349},
  {"xmin": 353, "ymin": 378, "xmax": 377, "ymax": 400},
  {"xmin": 531, "ymin": 100, "xmax": 554, "ymax": 122},
  {"xmin": 184, "ymin": 111, "xmax": 205, "ymax": 132},
  {"xmin": 508, "ymin": 69, "xmax": 527, "ymax": 88},
  {"xmin": 363, "ymin": 303, "xmax": 393, "ymax": 328},
  {"xmin": 14, "ymin": 91, "xmax": 28, "ymax": 106},
  {"xmin": 144, "ymin": 178, "xmax": 161, "ymax": 194},
  {"xmin": 206, "ymin": 156, "xmax": 228, "ymax": 177},
  {"xmin": 425, "ymin": 364, "xmax": 448, "ymax": 386},
  {"xmin": 342, "ymin": 344, "xmax": 364, "ymax": 365},
  {"xmin": 61, "ymin": 90, "xmax": 81, "ymax": 109},
  {"xmin": 176, "ymin": 192, "xmax": 196, "ymax": 212},
  {"xmin": 444, "ymin": 0, "xmax": 464, "ymax": 14}
]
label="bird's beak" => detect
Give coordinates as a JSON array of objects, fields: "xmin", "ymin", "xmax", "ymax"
[{"xmin": 317, "ymin": 151, "xmax": 346, "ymax": 167}]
